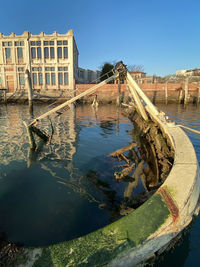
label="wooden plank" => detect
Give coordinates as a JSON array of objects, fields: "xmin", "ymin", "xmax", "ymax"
[{"xmin": 29, "ymin": 73, "xmax": 118, "ymax": 126}]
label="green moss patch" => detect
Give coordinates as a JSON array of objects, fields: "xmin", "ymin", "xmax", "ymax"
[{"xmin": 33, "ymin": 193, "xmax": 170, "ymax": 267}]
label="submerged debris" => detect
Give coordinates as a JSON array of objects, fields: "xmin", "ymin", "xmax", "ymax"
[{"xmin": 108, "ymin": 107, "xmax": 174, "ymax": 216}]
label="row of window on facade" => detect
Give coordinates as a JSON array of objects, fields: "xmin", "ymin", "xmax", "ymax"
[
  {"xmin": 3, "ymin": 46, "xmax": 68, "ymax": 60},
  {"xmin": 31, "ymin": 46, "xmax": 68, "ymax": 59},
  {"xmin": 2, "ymin": 40, "xmax": 67, "ymax": 47},
  {"xmin": 18, "ymin": 72, "xmax": 69, "ymax": 86},
  {"xmin": 0, "ymin": 72, "xmax": 68, "ymax": 86}
]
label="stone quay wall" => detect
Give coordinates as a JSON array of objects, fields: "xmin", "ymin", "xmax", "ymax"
[{"xmin": 76, "ymin": 83, "xmax": 200, "ymax": 103}]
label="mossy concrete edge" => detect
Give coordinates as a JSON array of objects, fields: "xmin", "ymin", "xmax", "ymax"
[{"xmin": 18, "ymin": 121, "xmax": 200, "ymax": 267}]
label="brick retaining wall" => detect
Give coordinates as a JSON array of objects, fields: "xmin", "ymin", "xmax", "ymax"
[{"xmin": 76, "ymin": 83, "xmax": 200, "ymax": 103}]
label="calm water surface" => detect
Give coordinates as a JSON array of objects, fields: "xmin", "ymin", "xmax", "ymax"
[
  {"xmin": 0, "ymin": 104, "xmax": 140, "ymax": 247},
  {"xmin": 0, "ymin": 103, "xmax": 200, "ymax": 266}
]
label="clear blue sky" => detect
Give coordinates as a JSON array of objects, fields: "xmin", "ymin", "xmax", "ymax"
[{"xmin": 1, "ymin": 0, "xmax": 200, "ymax": 76}]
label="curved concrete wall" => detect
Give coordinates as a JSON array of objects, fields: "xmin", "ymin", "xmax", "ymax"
[{"xmin": 19, "ymin": 121, "xmax": 200, "ymax": 267}]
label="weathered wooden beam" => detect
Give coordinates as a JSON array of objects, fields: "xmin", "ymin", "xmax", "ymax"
[
  {"xmin": 29, "ymin": 73, "xmax": 118, "ymax": 126},
  {"xmin": 127, "ymin": 79, "xmax": 148, "ymax": 121},
  {"xmin": 109, "ymin": 143, "xmax": 137, "ymax": 158},
  {"xmin": 30, "ymin": 125, "xmax": 49, "ymax": 141},
  {"xmin": 23, "ymin": 121, "xmax": 36, "ymax": 150},
  {"xmin": 127, "ymin": 72, "xmax": 160, "ymax": 117}
]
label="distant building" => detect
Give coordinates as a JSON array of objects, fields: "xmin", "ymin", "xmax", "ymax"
[
  {"xmin": 0, "ymin": 30, "xmax": 100, "ymax": 95},
  {"xmin": 129, "ymin": 71, "xmax": 160, "ymax": 84},
  {"xmin": 77, "ymin": 68, "xmax": 100, "ymax": 84},
  {"xmin": 176, "ymin": 69, "xmax": 200, "ymax": 77}
]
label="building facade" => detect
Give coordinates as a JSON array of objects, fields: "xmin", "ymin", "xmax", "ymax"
[{"xmin": 0, "ymin": 30, "xmax": 100, "ymax": 96}]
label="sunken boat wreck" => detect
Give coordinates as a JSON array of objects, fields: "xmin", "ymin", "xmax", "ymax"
[{"xmin": 0, "ymin": 62, "xmax": 200, "ymax": 266}]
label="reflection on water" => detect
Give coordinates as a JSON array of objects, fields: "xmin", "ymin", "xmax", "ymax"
[
  {"xmin": 154, "ymin": 103, "xmax": 200, "ymax": 267},
  {"xmin": 0, "ymin": 103, "xmax": 147, "ymax": 247}
]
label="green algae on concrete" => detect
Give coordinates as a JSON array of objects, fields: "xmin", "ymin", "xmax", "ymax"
[{"xmin": 32, "ymin": 193, "xmax": 170, "ymax": 267}]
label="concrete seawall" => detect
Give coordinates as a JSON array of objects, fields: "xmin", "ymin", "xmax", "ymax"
[{"xmin": 17, "ymin": 108, "xmax": 200, "ymax": 267}]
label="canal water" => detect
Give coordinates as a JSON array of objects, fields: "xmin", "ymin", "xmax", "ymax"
[
  {"xmin": 0, "ymin": 103, "xmax": 145, "ymax": 247},
  {"xmin": 0, "ymin": 103, "xmax": 200, "ymax": 266}
]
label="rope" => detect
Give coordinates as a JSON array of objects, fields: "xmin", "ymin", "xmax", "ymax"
[{"xmin": 177, "ymin": 124, "xmax": 200, "ymax": 135}]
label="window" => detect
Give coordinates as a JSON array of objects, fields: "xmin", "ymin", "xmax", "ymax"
[
  {"xmin": 64, "ymin": 67, "xmax": 68, "ymax": 71},
  {"xmin": 50, "ymin": 47, "xmax": 54, "ymax": 58},
  {"xmin": 64, "ymin": 72, "xmax": 68, "ymax": 85},
  {"xmin": 5, "ymin": 48, "xmax": 11, "ymax": 59},
  {"xmin": 31, "ymin": 47, "xmax": 36, "ymax": 58},
  {"xmin": 57, "ymin": 47, "xmax": 62, "ymax": 58},
  {"xmin": 15, "ymin": 41, "xmax": 24, "ymax": 46},
  {"xmin": 2, "ymin": 42, "xmax": 7, "ymax": 46},
  {"xmin": 37, "ymin": 47, "xmax": 41, "ymax": 58},
  {"xmin": 33, "ymin": 73, "xmax": 37, "ymax": 85},
  {"xmin": 17, "ymin": 47, "xmax": 23, "ymax": 58},
  {"xmin": 44, "ymin": 47, "xmax": 49, "ymax": 58},
  {"xmin": 63, "ymin": 40, "xmax": 68, "ymax": 45},
  {"xmin": 64, "ymin": 47, "xmax": 68, "ymax": 58},
  {"xmin": 50, "ymin": 41, "xmax": 54, "ymax": 45},
  {"xmin": 0, "ymin": 76, "xmax": 2, "ymax": 84},
  {"xmin": 58, "ymin": 73, "xmax": 63, "ymax": 84},
  {"xmin": 31, "ymin": 41, "xmax": 35, "ymax": 46},
  {"xmin": 51, "ymin": 73, "xmax": 56, "ymax": 85},
  {"xmin": 19, "ymin": 74, "xmax": 25, "ymax": 85},
  {"xmin": 36, "ymin": 41, "xmax": 41, "ymax": 46},
  {"xmin": 45, "ymin": 73, "xmax": 50, "ymax": 85},
  {"xmin": 8, "ymin": 42, "xmax": 12, "ymax": 46},
  {"xmin": 39, "ymin": 73, "xmax": 43, "ymax": 85},
  {"xmin": 45, "ymin": 67, "xmax": 50, "ymax": 71},
  {"xmin": 44, "ymin": 41, "xmax": 49, "ymax": 46},
  {"xmin": 18, "ymin": 67, "xmax": 24, "ymax": 72},
  {"xmin": 57, "ymin": 41, "xmax": 62, "ymax": 45}
]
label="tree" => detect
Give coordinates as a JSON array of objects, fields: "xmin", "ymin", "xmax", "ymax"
[
  {"xmin": 127, "ymin": 64, "xmax": 144, "ymax": 72},
  {"xmin": 100, "ymin": 62, "xmax": 114, "ymax": 82}
]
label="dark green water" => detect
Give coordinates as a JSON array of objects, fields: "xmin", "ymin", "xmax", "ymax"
[
  {"xmin": 154, "ymin": 103, "xmax": 200, "ymax": 267},
  {"xmin": 0, "ymin": 104, "xmax": 146, "ymax": 247},
  {"xmin": 0, "ymin": 103, "xmax": 200, "ymax": 266}
]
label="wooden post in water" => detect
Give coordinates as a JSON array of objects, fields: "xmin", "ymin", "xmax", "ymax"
[
  {"xmin": 25, "ymin": 69, "xmax": 33, "ymax": 106},
  {"xmin": 116, "ymin": 79, "xmax": 121, "ymax": 106},
  {"xmin": 198, "ymin": 83, "xmax": 200, "ymax": 104},
  {"xmin": 178, "ymin": 88, "xmax": 183, "ymax": 104},
  {"xmin": 184, "ymin": 77, "xmax": 189, "ymax": 105},
  {"xmin": 164, "ymin": 82, "xmax": 168, "ymax": 105},
  {"xmin": 23, "ymin": 121, "xmax": 36, "ymax": 150}
]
